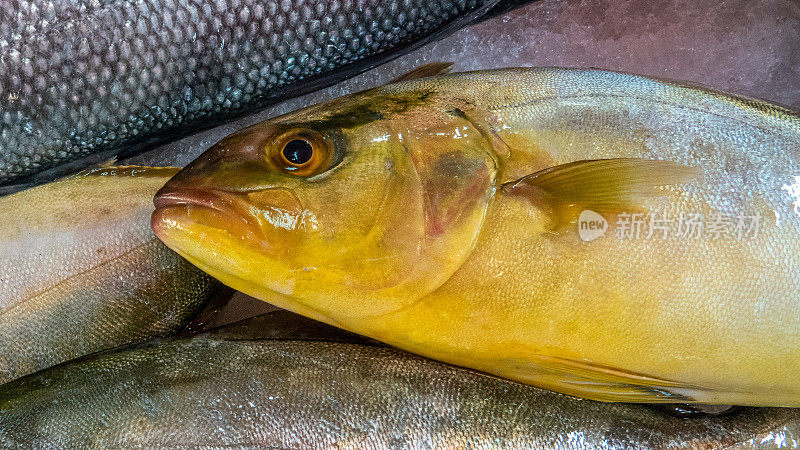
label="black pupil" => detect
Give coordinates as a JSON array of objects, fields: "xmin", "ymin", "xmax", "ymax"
[{"xmin": 283, "ymin": 139, "xmax": 314, "ymax": 165}]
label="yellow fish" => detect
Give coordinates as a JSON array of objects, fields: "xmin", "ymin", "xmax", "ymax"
[{"xmin": 152, "ymin": 66, "xmax": 800, "ymax": 406}]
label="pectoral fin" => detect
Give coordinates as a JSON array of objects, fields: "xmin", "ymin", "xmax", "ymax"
[{"xmin": 502, "ymin": 158, "xmax": 698, "ymax": 230}]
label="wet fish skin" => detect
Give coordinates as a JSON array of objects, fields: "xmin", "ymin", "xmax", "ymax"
[
  {"xmin": 0, "ymin": 311, "xmax": 795, "ymax": 449},
  {"xmin": 152, "ymin": 67, "xmax": 800, "ymax": 406},
  {"xmin": 0, "ymin": 0, "xmax": 498, "ymax": 187},
  {"xmin": 0, "ymin": 166, "xmax": 220, "ymax": 384}
]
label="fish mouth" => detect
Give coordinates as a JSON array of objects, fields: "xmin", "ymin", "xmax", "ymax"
[
  {"xmin": 154, "ymin": 188, "xmax": 236, "ymax": 216},
  {"xmin": 152, "ymin": 188, "xmax": 264, "ymax": 245}
]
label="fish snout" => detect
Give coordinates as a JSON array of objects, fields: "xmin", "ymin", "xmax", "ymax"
[{"xmin": 161, "ymin": 124, "xmax": 279, "ymax": 192}]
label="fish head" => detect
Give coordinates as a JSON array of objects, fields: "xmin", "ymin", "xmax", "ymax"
[{"xmin": 153, "ymin": 87, "xmax": 497, "ymax": 323}]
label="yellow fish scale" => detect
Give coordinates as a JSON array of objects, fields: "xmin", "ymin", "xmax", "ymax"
[{"xmin": 153, "ymin": 67, "xmax": 800, "ymax": 406}]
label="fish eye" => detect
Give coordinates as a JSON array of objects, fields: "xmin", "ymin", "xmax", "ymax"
[
  {"xmin": 272, "ymin": 128, "xmax": 332, "ymax": 176},
  {"xmin": 283, "ymin": 139, "xmax": 314, "ymax": 165}
]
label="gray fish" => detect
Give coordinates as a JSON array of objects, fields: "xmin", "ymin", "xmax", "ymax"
[
  {"xmin": 0, "ymin": 311, "xmax": 797, "ymax": 449},
  {"xmin": 0, "ymin": 166, "xmax": 221, "ymax": 384},
  {"xmin": 0, "ymin": 0, "xmax": 500, "ymax": 188}
]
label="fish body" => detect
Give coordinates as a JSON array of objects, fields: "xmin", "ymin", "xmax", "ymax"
[
  {"xmin": 0, "ymin": 311, "xmax": 798, "ymax": 448},
  {"xmin": 0, "ymin": 166, "xmax": 219, "ymax": 384},
  {"xmin": 0, "ymin": 0, "xmax": 499, "ymax": 188},
  {"xmin": 153, "ymin": 67, "xmax": 800, "ymax": 406}
]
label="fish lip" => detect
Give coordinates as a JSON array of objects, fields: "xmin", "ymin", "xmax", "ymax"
[
  {"xmin": 154, "ymin": 188, "xmax": 227, "ymax": 212},
  {"xmin": 152, "ymin": 188, "xmax": 263, "ymax": 241}
]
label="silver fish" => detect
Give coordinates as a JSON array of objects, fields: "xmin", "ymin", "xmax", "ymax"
[
  {"xmin": 0, "ymin": 0, "xmax": 500, "ymax": 188},
  {"xmin": 0, "ymin": 311, "xmax": 797, "ymax": 448},
  {"xmin": 0, "ymin": 166, "xmax": 221, "ymax": 384}
]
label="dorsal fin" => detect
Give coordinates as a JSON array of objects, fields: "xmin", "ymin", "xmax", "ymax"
[{"xmin": 391, "ymin": 62, "xmax": 454, "ymax": 83}]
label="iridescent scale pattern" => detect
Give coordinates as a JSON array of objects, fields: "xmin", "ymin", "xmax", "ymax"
[{"xmin": 0, "ymin": 0, "xmax": 484, "ymax": 183}]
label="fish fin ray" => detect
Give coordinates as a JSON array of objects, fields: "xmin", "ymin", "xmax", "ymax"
[
  {"xmin": 506, "ymin": 354, "xmax": 712, "ymax": 403},
  {"xmin": 501, "ymin": 158, "xmax": 699, "ymax": 229},
  {"xmin": 95, "ymin": 156, "xmax": 118, "ymax": 168},
  {"xmin": 391, "ymin": 62, "xmax": 454, "ymax": 82}
]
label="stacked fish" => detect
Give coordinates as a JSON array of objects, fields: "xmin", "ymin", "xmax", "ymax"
[{"xmin": 2, "ymin": 0, "xmax": 800, "ymax": 448}]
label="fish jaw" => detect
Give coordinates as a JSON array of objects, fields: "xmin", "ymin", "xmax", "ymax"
[
  {"xmin": 152, "ymin": 214, "xmax": 345, "ymax": 328},
  {"xmin": 152, "ymin": 190, "xmax": 391, "ymax": 329},
  {"xmin": 152, "ymin": 184, "xmax": 301, "ymax": 294},
  {"xmin": 152, "ymin": 192, "xmax": 309, "ymax": 309},
  {"xmin": 153, "ymin": 189, "xmax": 270, "ymax": 249}
]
